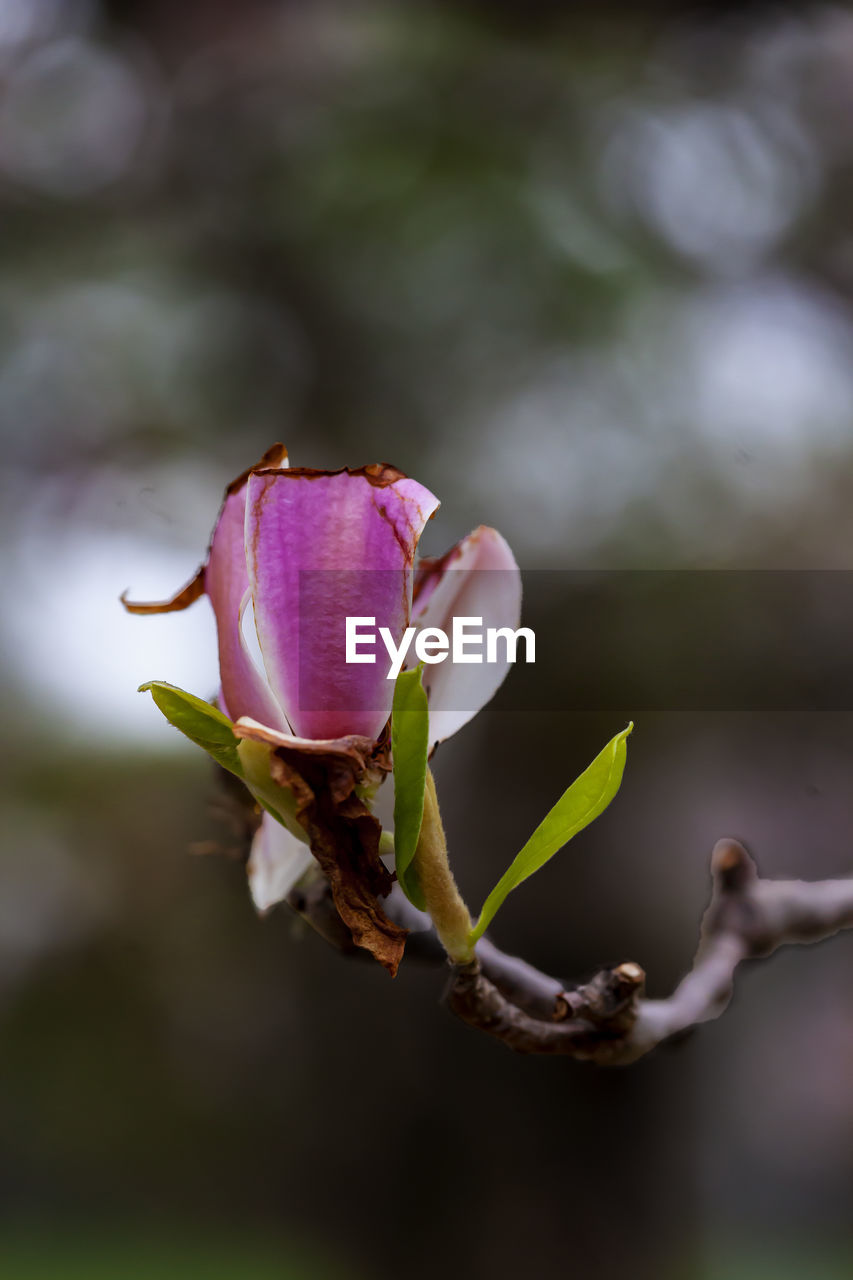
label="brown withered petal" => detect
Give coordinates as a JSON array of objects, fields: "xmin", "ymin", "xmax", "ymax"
[
  {"xmin": 120, "ymin": 566, "xmax": 206, "ymax": 614},
  {"xmin": 266, "ymin": 736, "xmax": 405, "ymax": 975},
  {"xmin": 233, "ymin": 717, "xmax": 391, "ymax": 794},
  {"xmin": 121, "ymin": 442, "xmax": 288, "ymax": 616}
]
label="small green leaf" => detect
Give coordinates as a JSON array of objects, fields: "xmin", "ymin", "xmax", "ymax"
[
  {"xmin": 140, "ymin": 680, "xmax": 305, "ymax": 841},
  {"xmin": 391, "ymin": 665, "xmax": 429, "ymax": 910},
  {"xmin": 236, "ymin": 736, "xmax": 304, "ymax": 840},
  {"xmin": 469, "ymin": 723, "xmax": 633, "ymax": 945},
  {"xmin": 139, "ymin": 680, "xmax": 243, "ymax": 775}
]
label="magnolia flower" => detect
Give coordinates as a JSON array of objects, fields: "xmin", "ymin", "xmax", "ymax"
[{"xmin": 124, "ymin": 446, "xmax": 520, "ymax": 967}]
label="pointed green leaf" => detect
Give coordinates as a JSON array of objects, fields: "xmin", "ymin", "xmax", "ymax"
[
  {"xmin": 469, "ymin": 723, "xmax": 633, "ymax": 945},
  {"xmin": 139, "ymin": 680, "xmax": 243, "ymax": 775},
  {"xmin": 139, "ymin": 680, "xmax": 303, "ymax": 839},
  {"xmin": 236, "ymin": 736, "xmax": 304, "ymax": 841},
  {"xmin": 391, "ymin": 665, "xmax": 429, "ymax": 910}
]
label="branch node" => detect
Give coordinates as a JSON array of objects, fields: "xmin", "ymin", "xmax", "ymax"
[
  {"xmin": 558, "ymin": 961, "xmax": 646, "ymax": 1032},
  {"xmin": 711, "ymin": 838, "xmax": 757, "ymax": 892}
]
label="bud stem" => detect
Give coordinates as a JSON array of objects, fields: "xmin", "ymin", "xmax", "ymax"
[{"xmin": 413, "ymin": 768, "xmax": 474, "ymax": 964}]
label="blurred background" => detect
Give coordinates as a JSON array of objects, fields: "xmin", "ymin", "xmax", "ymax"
[{"xmin": 1, "ymin": 0, "xmax": 853, "ymax": 1276}]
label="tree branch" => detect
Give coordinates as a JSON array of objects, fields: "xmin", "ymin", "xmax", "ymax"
[{"xmin": 287, "ymin": 839, "xmax": 853, "ymax": 1063}]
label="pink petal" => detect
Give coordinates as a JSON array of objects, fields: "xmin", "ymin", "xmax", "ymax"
[
  {"xmin": 207, "ymin": 478, "xmax": 287, "ymax": 729},
  {"xmin": 122, "ymin": 443, "xmax": 289, "ymax": 730},
  {"xmin": 412, "ymin": 526, "xmax": 521, "ymax": 747},
  {"xmin": 245, "ymin": 465, "xmax": 439, "ymax": 740}
]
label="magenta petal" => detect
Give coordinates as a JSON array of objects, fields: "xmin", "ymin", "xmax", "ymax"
[
  {"xmin": 246, "ymin": 466, "xmax": 440, "ymax": 739},
  {"xmin": 123, "ymin": 444, "xmax": 290, "ymax": 729},
  {"xmin": 206, "ymin": 460, "xmax": 289, "ymax": 730}
]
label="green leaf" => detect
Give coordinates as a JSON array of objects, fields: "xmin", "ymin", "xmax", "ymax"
[
  {"xmin": 139, "ymin": 680, "xmax": 243, "ymax": 775},
  {"xmin": 236, "ymin": 736, "xmax": 304, "ymax": 840},
  {"xmin": 469, "ymin": 723, "xmax": 633, "ymax": 945},
  {"xmin": 140, "ymin": 681, "xmax": 305, "ymax": 843},
  {"xmin": 391, "ymin": 665, "xmax": 430, "ymax": 909}
]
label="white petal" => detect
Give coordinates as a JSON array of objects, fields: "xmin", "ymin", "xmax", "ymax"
[
  {"xmin": 412, "ymin": 526, "xmax": 522, "ymax": 748},
  {"xmin": 234, "ymin": 716, "xmax": 371, "ymax": 755},
  {"xmin": 247, "ymin": 812, "xmax": 313, "ymax": 914}
]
